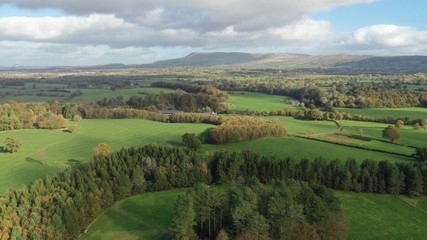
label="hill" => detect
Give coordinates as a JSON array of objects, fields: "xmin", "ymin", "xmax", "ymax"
[
  {"xmin": 141, "ymin": 52, "xmax": 427, "ymax": 73},
  {"xmin": 2, "ymin": 52, "xmax": 427, "ymax": 73}
]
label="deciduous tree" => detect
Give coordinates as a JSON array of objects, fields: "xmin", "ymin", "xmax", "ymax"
[
  {"xmin": 382, "ymin": 125, "xmax": 401, "ymax": 143},
  {"xmin": 4, "ymin": 137, "xmax": 22, "ymax": 153},
  {"xmin": 93, "ymin": 143, "xmax": 111, "ymax": 157}
]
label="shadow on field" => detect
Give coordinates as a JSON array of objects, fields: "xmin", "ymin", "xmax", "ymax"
[
  {"xmin": 167, "ymin": 140, "xmax": 182, "ymax": 146},
  {"xmin": 25, "ymin": 157, "xmax": 43, "ymax": 165},
  {"xmin": 67, "ymin": 159, "xmax": 83, "ymax": 166},
  {"xmin": 0, "ymin": 146, "xmax": 8, "ymax": 154}
]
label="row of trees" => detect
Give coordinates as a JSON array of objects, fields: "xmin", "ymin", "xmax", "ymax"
[
  {"xmin": 292, "ymin": 108, "xmax": 427, "ymax": 127},
  {"xmin": 191, "ymin": 78, "xmax": 426, "ymax": 108},
  {"xmin": 210, "ymin": 150, "xmax": 427, "ymax": 196},
  {"xmin": 0, "ymin": 102, "xmax": 71, "ymax": 131},
  {"xmin": 171, "ymin": 181, "xmax": 346, "ymax": 240},
  {"xmin": 152, "ymin": 81, "xmax": 228, "ymax": 98},
  {"xmin": 169, "ymin": 112, "xmax": 224, "ymax": 125},
  {"xmin": 208, "ymin": 117, "xmax": 287, "ymax": 144},
  {"xmin": 0, "ymin": 145, "xmax": 211, "ymax": 239},
  {"xmin": 0, "ymin": 144, "xmax": 427, "ymax": 239},
  {"xmin": 96, "ymin": 83, "xmax": 230, "ymax": 113},
  {"xmin": 125, "ymin": 91, "xmax": 229, "ymax": 113}
]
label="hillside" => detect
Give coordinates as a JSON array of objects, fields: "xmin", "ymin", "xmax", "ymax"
[
  {"xmin": 2, "ymin": 52, "xmax": 427, "ymax": 74},
  {"xmin": 142, "ymin": 52, "xmax": 427, "ymax": 73}
]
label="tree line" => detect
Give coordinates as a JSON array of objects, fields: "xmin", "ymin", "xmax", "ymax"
[
  {"xmin": 0, "ymin": 144, "xmax": 426, "ymax": 239},
  {"xmin": 0, "ymin": 102, "xmax": 70, "ymax": 131},
  {"xmin": 239, "ymin": 107, "xmax": 427, "ymax": 127},
  {"xmin": 208, "ymin": 117, "xmax": 287, "ymax": 144},
  {"xmin": 97, "ymin": 83, "xmax": 230, "ymax": 113},
  {"xmin": 171, "ymin": 181, "xmax": 346, "ymax": 240},
  {"xmin": 189, "ymin": 78, "xmax": 426, "ymax": 108},
  {"xmin": 0, "ymin": 145, "xmax": 210, "ymax": 239},
  {"xmin": 210, "ymin": 150, "xmax": 427, "ymax": 196}
]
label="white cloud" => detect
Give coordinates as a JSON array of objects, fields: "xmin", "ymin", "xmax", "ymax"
[
  {"xmin": 352, "ymin": 24, "xmax": 427, "ymax": 47},
  {"xmin": 2, "ymin": 0, "xmax": 426, "ymax": 65},
  {"xmin": 331, "ymin": 24, "xmax": 427, "ymax": 54},
  {"xmin": 1, "ymin": 0, "xmax": 373, "ymax": 32},
  {"xmin": 269, "ymin": 19, "xmax": 332, "ymax": 43},
  {"xmin": 0, "ymin": 14, "xmax": 134, "ymax": 41}
]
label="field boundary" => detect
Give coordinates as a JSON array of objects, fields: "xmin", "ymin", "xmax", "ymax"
[{"xmin": 292, "ymin": 135, "xmax": 413, "ymax": 159}]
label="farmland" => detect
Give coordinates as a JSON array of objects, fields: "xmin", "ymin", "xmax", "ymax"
[
  {"xmin": 338, "ymin": 107, "xmax": 427, "ymax": 121},
  {"xmin": 0, "ymin": 119, "xmax": 211, "ymax": 193},
  {"xmin": 2, "ymin": 115, "xmax": 420, "ymax": 194},
  {"xmin": 82, "ymin": 188, "xmax": 427, "ymax": 240},
  {"xmin": 228, "ymin": 91, "xmax": 296, "ymax": 112},
  {"xmin": 82, "ymin": 189, "xmax": 186, "ymax": 240},
  {"xmin": 0, "ymin": 68, "xmax": 426, "ymax": 240},
  {"xmin": 0, "ymin": 85, "xmax": 174, "ymax": 103},
  {"xmin": 337, "ymin": 192, "xmax": 427, "ymax": 240}
]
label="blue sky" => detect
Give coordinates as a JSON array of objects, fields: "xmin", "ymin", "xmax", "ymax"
[
  {"xmin": 0, "ymin": 0, "xmax": 426, "ymax": 66},
  {"xmin": 313, "ymin": 0, "xmax": 427, "ymax": 32}
]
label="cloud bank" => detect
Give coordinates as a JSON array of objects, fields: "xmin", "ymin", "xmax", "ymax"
[{"xmin": 0, "ymin": 0, "xmax": 425, "ymax": 65}]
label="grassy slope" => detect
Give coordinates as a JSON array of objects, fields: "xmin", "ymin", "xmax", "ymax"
[
  {"xmin": 0, "ymin": 119, "xmax": 211, "ymax": 193},
  {"xmin": 2, "ymin": 115, "xmax": 422, "ymax": 194},
  {"xmin": 0, "ymin": 87, "xmax": 173, "ymax": 103},
  {"xmin": 2, "ymin": 116, "xmax": 419, "ymax": 193},
  {"xmin": 82, "ymin": 188, "xmax": 427, "ymax": 240},
  {"xmin": 338, "ymin": 107, "xmax": 427, "ymax": 121},
  {"xmin": 340, "ymin": 120, "xmax": 427, "ymax": 148},
  {"xmin": 227, "ymin": 91, "xmax": 296, "ymax": 112},
  {"xmin": 69, "ymin": 87, "xmax": 174, "ymax": 103},
  {"xmin": 203, "ymin": 137, "xmax": 411, "ymax": 163},
  {"xmin": 337, "ymin": 192, "xmax": 427, "ymax": 240},
  {"xmin": 81, "ymin": 189, "xmax": 185, "ymax": 240}
]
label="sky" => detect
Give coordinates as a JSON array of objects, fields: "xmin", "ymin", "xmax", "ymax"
[{"xmin": 0, "ymin": 0, "xmax": 426, "ymax": 66}]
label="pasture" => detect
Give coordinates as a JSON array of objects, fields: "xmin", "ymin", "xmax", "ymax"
[
  {"xmin": 69, "ymin": 87, "xmax": 174, "ymax": 103},
  {"xmin": 82, "ymin": 188, "xmax": 427, "ymax": 240},
  {"xmin": 337, "ymin": 192, "xmax": 427, "ymax": 240},
  {"xmin": 227, "ymin": 91, "xmax": 296, "ymax": 112},
  {"xmin": 338, "ymin": 107, "xmax": 427, "ymax": 121},
  {"xmin": 0, "ymin": 119, "xmax": 211, "ymax": 193},
  {"xmin": 1, "ymin": 116, "xmax": 419, "ymax": 194},
  {"xmin": 339, "ymin": 120, "xmax": 427, "ymax": 148},
  {"xmin": 0, "ymin": 86, "xmax": 173, "ymax": 103},
  {"xmin": 81, "ymin": 189, "xmax": 185, "ymax": 240},
  {"xmin": 203, "ymin": 136, "xmax": 412, "ymax": 163}
]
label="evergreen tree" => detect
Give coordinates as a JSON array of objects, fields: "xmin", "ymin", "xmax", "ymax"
[{"xmin": 171, "ymin": 193, "xmax": 197, "ymax": 240}]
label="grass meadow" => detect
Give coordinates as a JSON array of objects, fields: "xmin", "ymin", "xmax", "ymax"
[
  {"xmin": 227, "ymin": 91, "xmax": 296, "ymax": 112},
  {"xmin": 81, "ymin": 189, "xmax": 186, "ymax": 240},
  {"xmin": 338, "ymin": 107, "xmax": 427, "ymax": 121},
  {"xmin": 2, "ymin": 116, "xmax": 421, "ymax": 193},
  {"xmin": 337, "ymin": 192, "xmax": 427, "ymax": 240},
  {"xmin": 203, "ymin": 137, "xmax": 412, "ymax": 163},
  {"xmin": 81, "ymin": 188, "xmax": 427, "ymax": 240},
  {"xmin": 0, "ymin": 86, "xmax": 173, "ymax": 103},
  {"xmin": 0, "ymin": 119, "xmax": 211, "ymax": 193}
]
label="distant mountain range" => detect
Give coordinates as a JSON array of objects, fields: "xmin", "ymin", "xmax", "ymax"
[{"xmin": 3, "ymin": 52, "xmax": 427, "ymax": 74}]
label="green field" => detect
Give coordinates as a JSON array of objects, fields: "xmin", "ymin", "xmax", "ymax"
[
  {"xmin": 338, "ymin": 107, "xmax": 427, "ymax": 121},
  {"xmin": 337, "ymin": 192, "xmax": 427, "ymax": 240},
  {"xmin": 0, "ymin": 119, "xmax": 211, "ymax": 193},
  {"xmin": 70, "ymin": 87, "xmax": 174, "ymax": 103},
  {"xmin": 339, "ymin": 120, "xmax": 427, "ymax": 148},
  {"xmin": 203, "ymin": 137, "xmax": 412, "ymax": 163},
  {"xmin": 0, "ymin": 87, "xmax": 173, "ymax": 103},
  {"xmin": 1, "ymin": 116, "xmax": 419, "ymax": 194},
  {"xmin": 228, "ymin": 91, "xmax": 296, "ymax": 112},
  {"xmin": 82, "ymin": 189, "xmax": 185, "ymax": 240},
  {"xmin": 83, "ymin": 188, "xmax": 427, "ymax": 240},
  {"xmin": 269, "ymin": 116, "xmax": 339, "ymax": 135}
]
